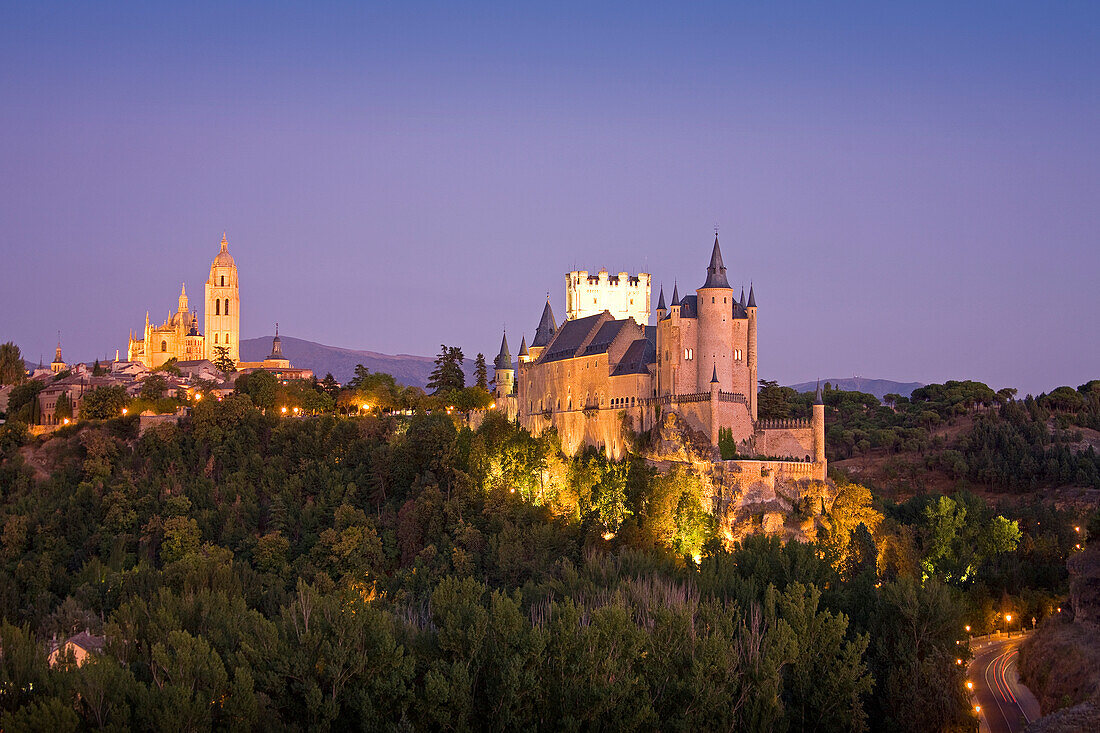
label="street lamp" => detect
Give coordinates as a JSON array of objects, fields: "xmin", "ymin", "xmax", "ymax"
[
  {"xmin": 281, "ymin": 406, "xmax": 287, "ymax": 414},
  {"xmin": 1005, "ymin": 614, "xmax": 1013, "ymax": 637},
  {"xmin": 966, "ymin": 681, "xmax": 974, "ymax": 691}
]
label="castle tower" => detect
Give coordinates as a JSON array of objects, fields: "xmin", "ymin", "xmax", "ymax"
[
  {"xmin": 493, "ymin": 331, "xmax": 514, "ymax": 398},
  {"xmin": 696, "ymin": 234, "xmax": 735, "ymax": 392},
  {"xmin": 813, "ymin": 381, "xmax": 826, "ymax": 466},
  {"xmin": 517, "ymin": 336, "xmax": 531, "ymax": 364},
  {"xmin": 747, "ymin": 283, "xmax": 758, "ymax": 420},
  {"xmin": 204, "ymin": 233, "xmax": 240, "ymax": 364},
  {"xmin": 655, "ymin": 285, "xmax": 667, "ymax": 321},
  {"xmin": 709, "ymin": 364, "xmax": 720, "ymax": 447},
  {"xmin": 566, "ymin": 269, "xmax": 651, "ymax": 324}
]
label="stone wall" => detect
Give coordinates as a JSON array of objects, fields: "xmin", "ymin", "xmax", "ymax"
[{"xmin": 753, "ymin": 422, "xmax": 816, "ymax": 463}]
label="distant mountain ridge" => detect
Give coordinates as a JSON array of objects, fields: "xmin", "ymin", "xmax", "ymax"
[
  {"xmin": 786, "ymin": 378, "xmax": 925, "ymax": 401},
  {"xmin": 240, "ymin": 335, "xmax": 475, "ymax": 389}
]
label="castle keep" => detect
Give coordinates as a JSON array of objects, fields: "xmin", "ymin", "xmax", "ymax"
[{"xmin": 494, "ymin": 234, "xmax": 825, "ymax": 478}]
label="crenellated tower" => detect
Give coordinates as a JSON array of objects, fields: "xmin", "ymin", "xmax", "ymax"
[
  {"xmin": 746, "ymin": 283, "xmax": 757, "ymax": 420},
  {"xmin": 204, "ymin": 233, "xmax": 240, "ymax": 364}
]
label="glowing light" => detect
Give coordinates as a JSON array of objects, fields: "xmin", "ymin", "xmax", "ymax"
[
  {"xmin": 1075, "ymin": 526, "xmax": 1081, "ymax": 532},
  {"xmin": 361, "ymin": 404, "xmax": 368, "ymax": 411},
  {"xmin": 490, "ymin": 402, "xmax": 496, "ymax": 409},
  {"xmin": 62, "ymin": 418, "xmax": 70, "ymax": 425},
  {"xmin": 281, "ymin": 407, "xmax": 287, "ymax": 414},
  {"xmin": 1005, "ymin": 614, "xmax": 1012, "ymax": 623},
  {"xmin": 121, "ymin": 408, "xmax": 128, "ymax": 415},
  {"xmin": 956, "ymin": 658, "xmax": 962, "ymax": 665},
  {"xmin": 965, "ymin": 625, "xmax": 971, "ymax": 632},
  {"xmin": 509, "ymin": 488, "xmax": 515, "ymax": 493},
  {"xmin": 692, "ymin": 553, "xmax": 702, "ymax": 565},
  {"xmin": 966, "ymin": 681, "xmax": 974, "ymax": 690},
  {"xmin": 602, "ymin": 531, "xmax": 616, "ymax": 541},
  {"xmin": 975, "ymin": 705, "xmax": 981, "ymax": 714},
  {"xmin": 195, "ymin": 393, "xmax": 202, "ymax": 401}
]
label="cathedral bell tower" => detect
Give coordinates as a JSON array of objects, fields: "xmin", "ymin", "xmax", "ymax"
[{"xmin": 204, "ymin": 233, "xmax": 240, "ymax": 364}]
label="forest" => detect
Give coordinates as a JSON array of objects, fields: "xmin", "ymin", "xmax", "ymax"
[
  {"xmin": 0, "ymin": 369, "xmax": 1090, "ymax": 731},
  {"xmin": 757, "ymin": 378, "xmax": 1100, "ymax": 492}
]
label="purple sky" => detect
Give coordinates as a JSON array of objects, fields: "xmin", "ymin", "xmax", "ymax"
[{"xmin": 1, "ymin": 2, "xmax": 1097, "ymax": 396}]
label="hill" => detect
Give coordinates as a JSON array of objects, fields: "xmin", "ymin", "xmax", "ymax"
[
  {"xmin": 787, "ymin": 377, "xmax": 924, "ymax": 402},
  {"xmin": 240, "ymin": 335, "xmax": 475, "ymax": 388}
]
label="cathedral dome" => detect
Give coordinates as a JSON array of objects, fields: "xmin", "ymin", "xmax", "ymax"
[{"xmin": 212, "ymin": 233, "xmax": 235, "ymax": 267}]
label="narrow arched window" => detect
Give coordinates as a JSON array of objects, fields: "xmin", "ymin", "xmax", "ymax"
[
  {"xmin": 225, "ymin": 333, "xmax": 230, "ymax": 344},
  {"xmin": 224, "ymin": 299, "xmax": 230, "ymax": 315},
  {"xmin": 214, "ymin": 333, "xmax": 218, "ymax": 344},
  {"xmin": 221, "ymin": 275, "xmax": 225, "ymax": 286},
  {"xmin": 161, "ymin": 340, "xmax": 167, "ymax": 352},
  {"xmin": 215, "ymin": 300, "xmax": 220, "ymax": 316}
]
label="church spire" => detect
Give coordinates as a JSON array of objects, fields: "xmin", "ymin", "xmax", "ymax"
[
  {"xmin": 178, "ymin": 282, "xmax": 189, "ymax": 312},
  {"xmin": 220, "ymin": 232, "xmax": 228, "ymax": 252}
]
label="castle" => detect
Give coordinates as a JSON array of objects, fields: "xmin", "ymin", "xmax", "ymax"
[
  {"xmin": 493, "ymin": 234, "xmax": 825, "ymax": 477},
  {"xmin": 127, "ymin": 234, "xmax": 241, "ymax": 368}
]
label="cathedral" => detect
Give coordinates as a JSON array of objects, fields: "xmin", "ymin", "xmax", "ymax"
[
  {"xmin": 126, "ymin": 234, "xmax": 241, "ymax": 368},
  {"xmin": 493, "ymin": 234, "xmax": 825, "ymax": 476}
]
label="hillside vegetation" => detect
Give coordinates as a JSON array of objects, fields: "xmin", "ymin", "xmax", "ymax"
[{"xmin": 0, "ymin": 393, "xmax": 1042, "ymax": 731}]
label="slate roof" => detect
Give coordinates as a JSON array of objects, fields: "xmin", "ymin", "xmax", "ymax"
[
  {"xmin": 701, "ymin": 234, "xmax": 731, "ymax": 289},
  {"xmin": 494, "ymin": 332, "xmax": 512, "ymax": 370},
  {"xmin": 611, "ymin": 331, "xmax": 657, "ymax": 376},
  {"xmin": 540, "ymin": 313, "xmax": 604, "ymax": 363},
  {"xmin": 581, "ymin": 320, "xmax": 630, "ymax": 356},
  {"xmin": 532, "ymin": 301, "xmax": 557, "ymax": 347}
]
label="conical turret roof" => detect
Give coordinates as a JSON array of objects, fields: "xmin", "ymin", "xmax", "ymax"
[
  {"xmin": 518, "ymin": 336, "xmax": 529, "ymax": 358},
  {"xmin": 747, "ymin": 283, "xmax": 757, "ymax": 307},
  {"xmin": 814, "ymin": 381, "xmax": 824, "ymax": 405},
  {"xmin": 701, "ymin": 233, "xmax": 731, "ymax": 289},
  {"xmin": 711, "ymin": 364, "xmax": 720, "ymax": 384},
  {"xmin": 671, "ymin": 282, "xmax": 680, "ymax": 307},
  {"xmin": 531, "ymin": 300, "xmax": 557, "ymax": 347},
  {"xmin": 494, "ymin": 332, "xmax": 512, "ymax": 370},
  {"xmin": 656, "ymin": 286, "xmax": 666, "ymax": 311}
]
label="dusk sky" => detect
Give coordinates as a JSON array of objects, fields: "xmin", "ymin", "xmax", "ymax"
[{"xmin": 1, "ymin": 1, "xmax": 1097, "ymax": 396}]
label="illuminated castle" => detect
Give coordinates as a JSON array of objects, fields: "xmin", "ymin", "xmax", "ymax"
[{"xmin": 494, "ymin": 234, "xmax": 825, "ymax": 476}]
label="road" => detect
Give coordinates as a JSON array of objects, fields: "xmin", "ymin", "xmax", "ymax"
[{"xmin": 968, "ymin": 633, "xmax": 1042, "ymax": 733}]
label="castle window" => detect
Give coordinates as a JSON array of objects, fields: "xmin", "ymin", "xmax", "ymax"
[
  {"xmin": 225, "ymin": 333, "xmax": 230, "ymax": 344},
  {"xmin": 724, "ymin": 297, "xmax": 727, "ymax": 303},
  {"xmin": 161, "ymin": 340, "xmax": 167, "ymax": 352},
  {"xmin": 214, "ymin": 334, "xmax": 218, "ymax": 344},
  {"xmin": 712, "ymin": 297, "xmax": 715, "ymax": 303},
  {"xmin": 220, "ymin": 275, "xmax": 225, "ymax": 286},
  {"xmin": 215, "ymin": 300, "xmax": 220, "ymax": 316},
  {"xmin": 224, "ymin": 299, "xmax": 230, "ymax": 315}
]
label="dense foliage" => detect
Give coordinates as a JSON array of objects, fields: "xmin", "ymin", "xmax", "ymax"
[
  {"xmin": 0, "ymin": 396, "xmax": 1014, "ymax": 731},
  {"xmin": 761, "ymin": 378, "xmax": 1100, "ymax": 492}
]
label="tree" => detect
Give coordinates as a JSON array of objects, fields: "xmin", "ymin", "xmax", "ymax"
[
  {"xmin": 212, "ymin": 346, "xmax": 235, "ymax": 373},
  {"xmin": 427, "ymin": 344, "xmax": 465, "ymax": 396},
  {"xmin": 474, "ymin": 353, "xmax": 488, "ymax": 391},
  {"xmin": 54, "ymin": 392, "xmax": 73, "ymax": 422},
  {"xmin": 80, "ymin": 385, "xmax": 128, "ymax": 420},
  {"xmin": 0, "ymin": 342, "xmax": 25, "ymax": 385},
  {"xmin": 153, "ymin": 357, "xmax": 181, "ymax": 375},
  {"xmin": 92, "ymin": 359, "xmax": 106, "ymax": 376},
  {"xmin": 234, "ymin": 370, "xmax": 278, "ymax": 412},
  {"xmin": 318, "ymin": 373, "xmax": 340, "ymax": 398},
  {"xmin": 6, "ymin": 381, "xmax": 44, "ymax": 423},
  {"xmin": 140, "ymin": 374, "xmax": 168, "ymax": 400}
]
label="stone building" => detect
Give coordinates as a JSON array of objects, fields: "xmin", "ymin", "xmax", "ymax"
[
  {"xmin": 498, "ymin": 234, "xmax": 826, "ymax": 477},
  {"xmin": 127, "ymin": 234, "xmax": 240, "ymax": 368}
]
